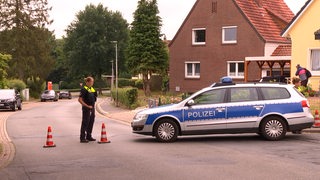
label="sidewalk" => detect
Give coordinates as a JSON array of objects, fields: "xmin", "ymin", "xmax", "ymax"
[{"xmin": 96, "ymin": 97, "xmax": 145, "ymax": 125}]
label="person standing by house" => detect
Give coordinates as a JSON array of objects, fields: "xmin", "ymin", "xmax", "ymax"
[
  {"xmin": 292, "ymin": 77, "xmax": 303, "ymax": 92},
  {"xmin": 78, "ymin": 76, "xmax": 98, "ymax": 143},
  {"xmin": 295, "ymin": 64, "xmax": 311, "ymax": 87}
]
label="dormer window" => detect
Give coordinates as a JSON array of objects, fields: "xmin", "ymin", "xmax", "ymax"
[
  {"xmin": 222, "ymin": 26, "xmax": 237, "ymax": 44},
  {"xmin": 192, "ymin": 28, "xmax": 206, "ymax": 45}
]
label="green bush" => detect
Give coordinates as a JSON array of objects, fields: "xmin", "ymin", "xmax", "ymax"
[
  {"xmin": 118, "ymin": 78, "xmax": 135, "ymax": 87},
  {"xmin": 27, "ymin": 77, "xmax": 45, "ymax": 98},
  {"xmin": 7, "ymin": 79, "xmax": 27, "ymax": 92},
  {"xmin": 134, "ymin": 79, "xmax": 143, "ymax": 89},
  {"xmin": 111, "ymin": 87, "xmax": 138, "ymax": 109}
]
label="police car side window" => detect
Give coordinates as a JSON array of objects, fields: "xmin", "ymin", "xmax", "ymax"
[
  {"xmin": 260, "ymin": 87, "xmax": 290, "ymax": 100},
  {"xmin": 230, "ymin": 88, "xmax": 258, "ymax": 102},
  {"xmin": 193, "ymin": 89, "xmax": 226, "ymax": 105}
]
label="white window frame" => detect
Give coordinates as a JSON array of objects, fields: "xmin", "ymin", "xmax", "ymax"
[
  {"xmin": 227, "ymin": 61, "xmax": 244, "ymax": 78},
  {"xmin": 309, "ymin": 48, "xmax": 320, "ymax": 76},
  {"xmin": 185, "ymin": 61, "xmax": 200, "ymax": 78},
  {"xmin": 222, "ymin": 26, "xmax": 237, "ymax": 44},
  {"xmin": 192, "ymin": 28, "xmax": 206, "ymax": 45}
]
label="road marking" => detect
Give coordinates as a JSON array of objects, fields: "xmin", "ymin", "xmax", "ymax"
[{"xmin": 0, "ymin": 112, "xmax": 15, "ymax": 169}]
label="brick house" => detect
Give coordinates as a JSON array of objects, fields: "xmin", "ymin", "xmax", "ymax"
[{"xmin": 168, "ymin": 0, "xmax": 294, "ymax": 93}]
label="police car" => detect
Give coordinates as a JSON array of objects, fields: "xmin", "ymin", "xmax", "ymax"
[{"xmin": 131, "ymin": 77, "xmax": 314, "ymax": 142}]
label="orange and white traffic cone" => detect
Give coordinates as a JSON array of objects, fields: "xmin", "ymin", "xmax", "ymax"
[
  {"xmin": 312, "ymin": 110, "xmax": 320, "ymax": 128},
  {"xmin": 98, "ymin": 123, "xmax": 111, "ymax": 144},
  {"xmin": 43, "ymin": 126, "xmax": 56, "ymax": 148},
  {"xmin": 313, "ymin": 110, "xmax": 320, "ymax": 128}
]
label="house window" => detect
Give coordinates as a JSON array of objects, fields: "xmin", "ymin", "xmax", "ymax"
[
  {"xmin": 185, "ymin": 62, "xmax": 200, "ymax": 78},
  {"xmin": 310, "ymin": 49, "xmax": 320, "ymax": 71},
  {"xmin": 228, "ymin": 61, "xmax": 244, "ymax": 78},
  {"xmin": 222, "ymin": 26, "xmax": 237, "ymax": 44},
  {"xmin": 192, "ymin": 28, "xmax": 206, "ymax": 45}
]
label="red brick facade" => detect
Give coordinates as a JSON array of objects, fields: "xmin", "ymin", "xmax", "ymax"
[{"xmin": 168, "ymin": 0, "xmax": 293, "ymax": 93}]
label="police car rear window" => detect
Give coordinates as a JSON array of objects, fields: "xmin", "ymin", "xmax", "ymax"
[{"xmin": 260, "ymin": 87, "xmax": 290, "ymax": 100}]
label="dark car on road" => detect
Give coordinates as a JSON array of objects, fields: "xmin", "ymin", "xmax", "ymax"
[
  {"xmin": 0, "ymin": 89, "xmax": 22, "ymax": 111},
  {"xmin": 59, "ymin": 90, "xmax": 72, "ymax": 99},
  {"xmin": 259, "ymin": 75, "xmax": 290, "ymax": 84},
  {"xmin": 40, "ymin": 90, "xmax": 58, "ymax": 102}
]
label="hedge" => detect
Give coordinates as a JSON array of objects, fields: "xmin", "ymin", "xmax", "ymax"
[{"xmin": 111, "ymin": 87, "xmax": 138, "ymax": 109}]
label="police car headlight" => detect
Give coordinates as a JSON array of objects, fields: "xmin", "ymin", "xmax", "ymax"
[{"xmin": 133, "ymin": 114, "xmax": 148, "ymax": 122}]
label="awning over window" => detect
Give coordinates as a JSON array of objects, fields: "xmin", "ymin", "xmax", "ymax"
[
  {"xmin": 244, "ymin": 56, "xmax": 291, "ymax": 82},
  {"xmin": 244, "ymin": 45, "xmax": 291, "ymax": 82}
]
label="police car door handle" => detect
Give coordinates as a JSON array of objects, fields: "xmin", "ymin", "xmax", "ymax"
[
  {"xmin": 216, "ymin": 107, "xmax": 225, "ymax": 112},
  {"xmin": 253, "ymin": 105, "xmax": 264, "ymax": 110}
]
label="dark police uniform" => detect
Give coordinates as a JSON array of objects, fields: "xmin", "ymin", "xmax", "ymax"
[{"xmin": 79, "ymin": 85, "xmax": 97, "ymax": 141}]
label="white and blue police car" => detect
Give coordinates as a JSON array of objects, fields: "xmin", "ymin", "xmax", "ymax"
[{"xmin": 131, "ymin": 77, "xmax": 314, "ymax": 142}]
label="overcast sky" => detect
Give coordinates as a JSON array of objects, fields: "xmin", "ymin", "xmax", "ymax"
[{"xmin": 48, "ymin": 0, "xmax": 308, "ymax": 39}]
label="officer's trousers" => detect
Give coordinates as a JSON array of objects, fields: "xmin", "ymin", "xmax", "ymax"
[{"xmin": 80, "ymin": 107, "xmax": 95, "ymax": 140}]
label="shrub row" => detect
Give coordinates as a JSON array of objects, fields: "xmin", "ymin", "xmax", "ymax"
[{"xmin": 111, "ymin": 87, "xmax": 138, "ymax": 109}]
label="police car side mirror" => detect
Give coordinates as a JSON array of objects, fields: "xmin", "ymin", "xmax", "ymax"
[{"xmin": 186, "ymin": 99, "xmax": 195, "ymax": 106}]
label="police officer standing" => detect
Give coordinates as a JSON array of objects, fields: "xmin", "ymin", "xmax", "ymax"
[{"xmin": 78, "ymin": 76, "xmax": 98, "ymax": 143}]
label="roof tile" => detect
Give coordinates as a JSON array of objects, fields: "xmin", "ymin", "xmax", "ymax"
[
  {"xmin": 271, "ymin": 45, "xmax": 291, "ymax": 56},
  {"xmin": 235, "ymin": 0, "xmax": 294, "ymax": 43}
]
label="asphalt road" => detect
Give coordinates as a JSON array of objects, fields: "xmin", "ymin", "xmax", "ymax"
[{"xmin": 1, "ymin": 98, "xmax": 320, "ymax": 180}]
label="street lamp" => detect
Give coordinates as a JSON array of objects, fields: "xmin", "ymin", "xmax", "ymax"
[
  {"xmin": 111, "ymin": 41, "xmax": 118, "ymax": 107},
  {"xmin": 110, "ymin": 60, "xmax": 114, "ymax": 90}
]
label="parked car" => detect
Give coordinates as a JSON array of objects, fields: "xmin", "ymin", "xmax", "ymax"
[
  {"xmin": 0, "ymin": 89, "xmax": 22, "ymax": 111},
  {"xmin": 131, "ymin": 77, "xmax": 314, "ymax": 142},
  {"xmin": 259, "ymin": 75, "xmax": 290, "ymax": 84},
  {"xmin": 59, "ymin": 90, "xmax": 72, "ymax": 99},
  {"xmin": 40, "ymin": 90, "xmax": 58, "ymax": 102}
]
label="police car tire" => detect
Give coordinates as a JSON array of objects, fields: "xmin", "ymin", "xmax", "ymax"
[
  {"xmin": 154, "ymin": 119, "xmax": 178, "ymax": 143},
  {"xmin": 261, "ymin": 116, "xmax": 287, "ymax": 141}
]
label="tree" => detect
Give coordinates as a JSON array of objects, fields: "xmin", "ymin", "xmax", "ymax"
[
  {"xmin": 47, "ymin": 39, "xmax": 68, "ymax": 84},
  {"xmin": 0, "ymin": 53, "xmax": 11, "ymax": 88},
  {"xmin": 64, "ymin": 3, "xmax": 129, "ymax": 84},
  {"xmin": 126, "ymin": 0, "xmax": 168, "ymax": 96},
  {"xmin": 0, "ymin": 0, "xmax": 54, "ymax": 95}
]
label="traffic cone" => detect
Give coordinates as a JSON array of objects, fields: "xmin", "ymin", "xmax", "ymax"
[
  {"xmin": 98, "ymin": 123, "xmax": 111, "ymax": 144},
  {"xmin": 313, "ymin": 110, "xmax": 320, "ymax": 128},
  {"xmin": 43, "ymin": 126, "xmax": 56, "ymax": 148}
]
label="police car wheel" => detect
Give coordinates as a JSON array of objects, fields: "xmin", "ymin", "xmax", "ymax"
[
  {"xmin": 154, "ymin": 119, "xmax": 178, "ymax": 142},
  {"xmin": 261, "ymin": 116, "xmax": 287, "ymax": 141}
]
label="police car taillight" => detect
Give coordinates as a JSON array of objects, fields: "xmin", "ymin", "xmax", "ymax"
[{"xmin": 301, "ymin": 100, "xmax": 310, "ymax": 108}]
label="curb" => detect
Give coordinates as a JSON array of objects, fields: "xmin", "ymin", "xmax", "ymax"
[
  {"xmin": 96, "ymin": 99, "xmax": 133, "ymax": 125},
  {"xmin": 0, "ymin": 113, "xmax": 15, "ymax": 170},
  {"xmin": 302, "ymin": 127, "xmax": 320, "ymax": 133}
]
